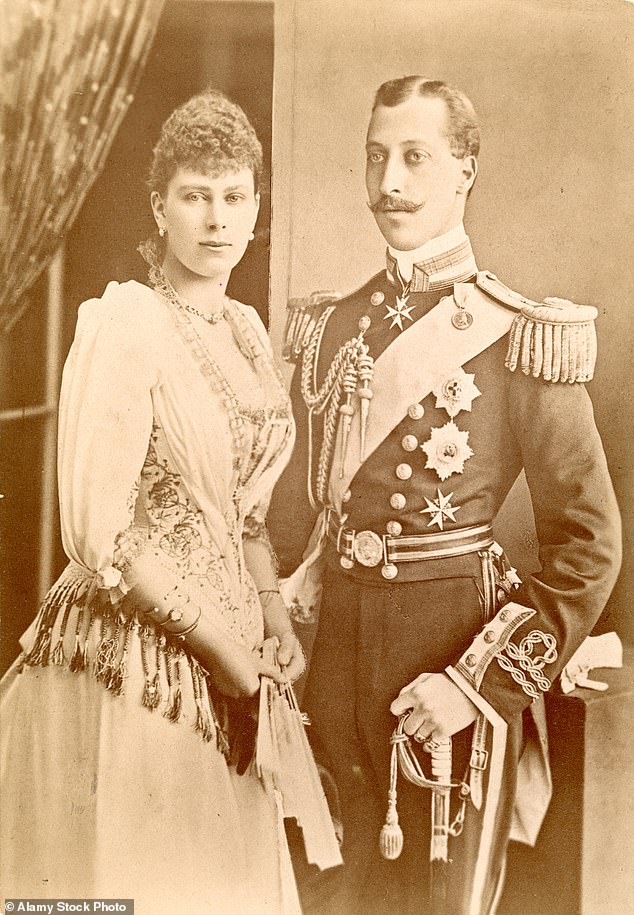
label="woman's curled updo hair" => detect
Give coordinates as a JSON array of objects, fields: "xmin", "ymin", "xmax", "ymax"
[{"xmin": 149, "ymin": 89, "xmax": 263, "ymax": 195}]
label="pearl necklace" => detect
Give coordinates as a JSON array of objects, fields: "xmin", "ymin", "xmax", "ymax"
[
  {"xmin": 138, "ymin": 239, "xmax": 292, "ymax": 490},
  {"xmin": 180, "ymin": 300, "xmax": 225, "ymax": 324}
]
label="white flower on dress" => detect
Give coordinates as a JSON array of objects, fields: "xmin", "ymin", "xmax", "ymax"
[
  {"xmin": 433, "ymin": 369, "xmax": 481, "ymax": 418},
  {"xmin": 98, "ymin": 565, "xmax": 123, "ymax": 590},
  {"xmin": 421, "ymin": 421, "xmax": 474, "ymax": 481}
]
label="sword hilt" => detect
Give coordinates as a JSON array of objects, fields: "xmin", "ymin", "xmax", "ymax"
[
  {"xmin": 428, "ymin": 736, "xmax": 452, "ymax": 785},
  {"xmin": 428, "ymin": 737, "xmax": 452, "ymax": 866}
]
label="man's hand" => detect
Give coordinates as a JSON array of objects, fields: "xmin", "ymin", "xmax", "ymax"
[
  {"xmin": 261, "ymin": 591, "xmax": 306, "ymax": 682},
  {"xmin": 208, "ymin": 643, "xmax": 287, "ymax": 699},
  {"xmin": 275, "ymin": 628, "xmax": 307, "ymax": 682},
  {"xmin": 390, "ymin": 672, "xmax": 479, "ymax": 740}
]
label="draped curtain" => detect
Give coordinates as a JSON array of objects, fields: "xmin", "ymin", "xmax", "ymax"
[{"xmin": 0, "ymin": 0, "xmax": 166, "ymax": 333}]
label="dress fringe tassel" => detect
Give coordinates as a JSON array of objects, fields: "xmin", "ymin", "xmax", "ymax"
[{"xmin": 20, "ymin": 565, "xmax": 231, "ymax": 757}]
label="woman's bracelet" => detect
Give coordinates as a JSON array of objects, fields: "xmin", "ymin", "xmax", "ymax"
[
  {"xmin": 258, "ymin": 589, "xmax": 282, "ymax": 610},
  {"xmin": 144, "ymin": 602, "xmax": 202, "ymax": 639},
  {"xmin": 168, "ymin": 606, "xmax": 202, "ymax": 640}
]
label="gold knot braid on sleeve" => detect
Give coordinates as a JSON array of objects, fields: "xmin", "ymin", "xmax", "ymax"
[{"xmin": 476, "ymin": 271, "xmax": 598, "ymax": 383}]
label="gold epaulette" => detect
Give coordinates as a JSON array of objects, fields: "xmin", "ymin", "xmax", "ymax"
[
  {"xmin": 476, "ymin": 271, "xmax": 598, "ymax": 383},
  {"xmin": 282, "ymin": 290, "xmax": 342, "ymax": 363}
]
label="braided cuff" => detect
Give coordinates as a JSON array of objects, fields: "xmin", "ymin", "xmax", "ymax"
[
  {"xmin": 455, "ymin": 602, "xmax": 535, "ymax": 690},
  {"xmin": 454, "ymin": 601, "xmax": 559, "ymax": 701}
]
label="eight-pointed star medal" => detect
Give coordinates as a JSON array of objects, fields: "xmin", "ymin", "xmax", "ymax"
[
  {"xmin": 384, "ymin": 295, "xmax": 417, "ymax": 331},
  {"xmin": 420, "ymin": 488, "xmax": 461, "ymax": 530}
]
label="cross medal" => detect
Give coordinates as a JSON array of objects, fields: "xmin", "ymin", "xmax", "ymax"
[{"xmin": 384, "ymin": 276, "xmax": 416, "ymax": 331}]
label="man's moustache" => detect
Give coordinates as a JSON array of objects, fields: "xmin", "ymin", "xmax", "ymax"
[{"xmin": 368, "ymin": 196, "xmax": 424, "ymax": 214}]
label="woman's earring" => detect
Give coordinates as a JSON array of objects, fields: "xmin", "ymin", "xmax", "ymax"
[
  {"xmin": 158, "ymin": 226, "xmax": 166, "ymax": 238},
  {"xmin": 248, "ymin": 232, "xmax": 255, "ymax": 241}
]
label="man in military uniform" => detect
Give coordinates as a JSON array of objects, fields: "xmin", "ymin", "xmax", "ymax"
[{"xmin": 268, "ymin": 77, "xmax": 621, "ymax": 914}]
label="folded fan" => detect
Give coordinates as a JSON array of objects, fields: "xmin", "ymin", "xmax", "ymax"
[{"xmin": 256, "ymin": 638, "xmax": 343, "ymax": 870}]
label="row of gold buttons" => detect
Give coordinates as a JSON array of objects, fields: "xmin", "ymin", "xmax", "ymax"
[{"xmin": 382, "ymin": 401, "xmax": 428, "ymax": 579}]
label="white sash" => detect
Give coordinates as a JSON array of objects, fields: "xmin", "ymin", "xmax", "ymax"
[{"xmin": 328, "ymin": 284, "xmax": 516, "ymax": 513}]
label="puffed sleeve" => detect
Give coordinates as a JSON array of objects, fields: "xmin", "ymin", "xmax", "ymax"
[
  {"xmin": 448, "ymin": 372, "xmax": 622, "ymax": 722},
  {"xmin": 57, "ymin": 281, "xmax": 161, "ymax": 594}
]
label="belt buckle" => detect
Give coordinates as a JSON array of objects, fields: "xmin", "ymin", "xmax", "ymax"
[
  {"xmin": 470, "ymin": 747, "xmax": 489, "ymax": 771},
  {"xmin": 353, "ymin": 530, "xmax": 384, "ymax": 568}
]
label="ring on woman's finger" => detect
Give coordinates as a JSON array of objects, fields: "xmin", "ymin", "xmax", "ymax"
[{"xmin": 413, "ymin": 729, "xmax": 428, "ymax": 744}]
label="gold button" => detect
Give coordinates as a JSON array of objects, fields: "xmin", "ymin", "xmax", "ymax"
[
  {"xmin": 340, "ymin": 556, "xmax": 354, "ymax": 570},
  {"xmin": 401, "ymin": 434, "xmax": 418, "ymax": 452},
  {"xmin": 390, "ymin": 493, "xmax": 406, "ymax": 510},
  {"xmin": 381, "ymin": 563, "xmax": 398, "ymax": 580},
  {"xmin": 395, "ymin": 463, "xmax": 412, "ymax": 481},
  {"xmin": 342, "ymin": 489, "xmax": 352, "ymax": 503},
  {"xmin": 465, "ymin": 654, "xmax": 476, "ymax": 667},
  {"xmin": 386, "ymin": 520, "xmax": 402, "ymax": 536},
  {"xmin": 370, "ymin": 291, "xmax": 385, "ymax": 307},
  {"xmin": 408, "ymin": 403, "xmax": 425, "ymax": 420},
  {"xmin": 483, "ymin": 631, "xmax": 495, "ymax": 644},
  {"xmin": 497, "ymin": 588, "xmax": 507, "ymax": 603}
]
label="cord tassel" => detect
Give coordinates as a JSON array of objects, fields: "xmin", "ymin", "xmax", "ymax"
[
  {"xmin": 51, "ymin": 600, "xmax": 74, "ymax": 667},
  {"xmin": 140, "ymin": 624, "xmax": 162, "ymax": 710},
  {"xmin": 163, "ymin": 643, "xmax": 183, "ymax": 722},
  {"xmin": 69, "ymin": 606, "xmax": 88, "ymax": 672},
  {"xmin": 107, "ymin": 616, "xmax": 134, "ymax": 696},
  {"xmin": 23, "ymin": 578, "xmax": 76, "ymax": 666},
  {"xmin": 94, "ymin": 616, "xmax": 118, "ymax": 685},
  {"xmin": 24, "ymin": 619, "xmax": 53, "ymax": 667},
  {"xmin": 380, "ymin": 737, "xmax": 404, "ymax": 860},
  {"xmin": 190, "ymin": 657, "xmax": 213, "ymax": 742}
]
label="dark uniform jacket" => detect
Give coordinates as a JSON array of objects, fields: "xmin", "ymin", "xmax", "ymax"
[
  {"xmin": 270, "ymin": 263, "xmax": 621, "ymax": 724},
  {"xmin": 268, "ymin": 243, "xmax": 621, "ymax": 915}
]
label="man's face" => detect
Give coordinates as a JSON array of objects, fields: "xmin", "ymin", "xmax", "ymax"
[{"xmin": 365, "ymin": 95, "xmax": 475, "ymax": 251}]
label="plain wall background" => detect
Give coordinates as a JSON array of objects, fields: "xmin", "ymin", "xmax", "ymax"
[{"xmin": 270, "ymin": 0, "xmax": 633, "ymax": 641}]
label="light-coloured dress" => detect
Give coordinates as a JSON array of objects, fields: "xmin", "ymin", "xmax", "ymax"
[{"xmin": 0, "ymin": 280, "xmax": 298, "ymax": 913}]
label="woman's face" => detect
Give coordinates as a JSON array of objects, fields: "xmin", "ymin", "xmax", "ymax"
[{"xmin": 151, "ymin": 166, "xmax": 260, "ymax": 282}]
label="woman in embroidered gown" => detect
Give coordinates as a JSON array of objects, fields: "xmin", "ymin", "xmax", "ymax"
[{"xmin": 0, "ymin": 90, "xmax": 305, "ymax": 913}]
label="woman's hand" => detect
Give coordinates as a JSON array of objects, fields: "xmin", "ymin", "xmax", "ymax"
[
  {"xmin": 207, "ymin": 640, "xmax": 286, "ymax": 699},
  {"xmin": 260, "ymin": 591, "xmax": 306, "ymax": 682}
]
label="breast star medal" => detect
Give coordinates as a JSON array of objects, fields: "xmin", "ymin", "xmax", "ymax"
[
  {"xmin": 433, "ymin": 369, "xmax": 481, "ymax": 418},
  {"xmin": 421, "ymin": 421, "xmax": 473, "ymax": 481},
  {"xmin": 420, "ymin": 488, "xmax": 460, "ymax": 530}
]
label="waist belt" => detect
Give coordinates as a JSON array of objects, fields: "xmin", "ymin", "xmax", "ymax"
[{"xmin": 327, "ymin": 513, "xmax": 494, "ymax": 580}]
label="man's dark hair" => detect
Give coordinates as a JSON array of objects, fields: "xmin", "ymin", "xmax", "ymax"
[{"xmin": 373, "ymin": 77, "xmax": 480, "ymax": 159}]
